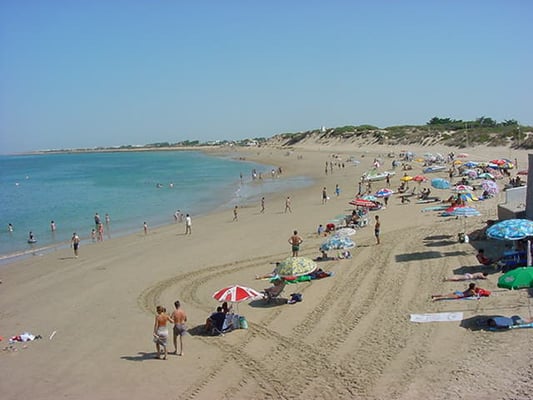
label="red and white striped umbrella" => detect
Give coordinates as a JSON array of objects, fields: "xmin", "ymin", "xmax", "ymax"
[{"xmin": 212, "ymin": 285, "xmax": 262, "ymax": 303}]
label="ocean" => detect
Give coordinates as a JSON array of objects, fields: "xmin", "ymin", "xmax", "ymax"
[{"xmin": 0, "ymin": 150, "xmax": 313, "ymax": 262}]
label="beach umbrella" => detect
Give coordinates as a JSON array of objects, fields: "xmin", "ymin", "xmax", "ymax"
[
  {"xmin": 462, "ymin": 169, "xmax": 478, "ymax": 178},
  {"xmin": 336, "ymin": 227, "xmax": 356, "ymax": 236},
  {"xmin": 481, "ymin": 180, "xmax": 499, "ymax": 195},
  {"xmin": 274, "ymin": 257, "xmax": 317, "ymax": 277},
  {"xmin": 431, "ymin": 178, "xmax": 450, "ymax": 189},
  {"xmin": 457, "ymin": 153, "xmax": 469, "ymax": 158},
  {"xmin": 463, "ymin": 161, "xmax": 478, "ymax": 168},
  {"xmin": 487, "ymin": 219, "xmax": 533, "ymax": 241},
  {"xmin": 490, "ymin": 159, "xmax": 506, "ymax": 166},
  {"xmin": 497, "ymin": 267, "xmax": 533, "ymax": 290},
  {"xmin": 477, "ymin": 172, "xmax": 494, "ymax": 180},
  {"xmin": 412, "ymin": 175, "xmax": 427, "ymax": 183},
  {"xmin": 349, "ymin": 198, "xmax": 376, "ymax": 208},
  {"xmin": 400, "ymin": 175, "xmax": 413, "ymax": 182},
  {"xmin": 361, "ymin": 194, "xmax": 378, "ymax": 202},
  {"xmin": 212, "ymin": 285, "xmax": 262, "ymax": 303},
  {"xmin": 320, "ymin": 234, "xmax": 355, "ymax": 251},
  {"xmin": 375, "ymin": 188, "xmax": 394, "ymax": 198},
  {"xmin": 452, "ymin": 184, "xmax": 473, "ymax": 193}
]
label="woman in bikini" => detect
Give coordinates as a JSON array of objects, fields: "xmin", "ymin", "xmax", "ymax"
[
  {"xmin": 153, "ymin": 305, "xmax": 173, "ymax": 359},
  {"xmin": 431, "ymin": 283, "xmax": 477, "ymax": 301}
]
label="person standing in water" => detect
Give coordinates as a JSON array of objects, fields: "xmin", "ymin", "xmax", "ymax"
[{"xmin": 71, "ymin": 232, "xmax": 80, "ymax": 258}]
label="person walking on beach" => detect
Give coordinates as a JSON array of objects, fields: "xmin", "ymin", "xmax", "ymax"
[
  {"xmin": 260, "ymin": 197, "xmax": 265, "ymax": 213},
  {"xmin": 335, "ymin": 184, "xmax": 340, "ymax": 197},
  {"xmin": 171, "ymin": 300, "xmax": 187, "ymax": 356},
  {"xmin": 322, "ymin": 187, "xmax": 328, "ymax": 204},
  {"xmin": 143, "ymin": 222, "xmax": 148, "ymax": 235},
  {"xmin": 71, "ymin": 232, "xmax": 80, "ymax": 258},
  {"xmin": 285, "ymin": 196, "xmax": 292, "ymax": 213},
  {"xmin": 153, "ymin": 305, "xmax": 172, "ymax": 360},
  {"xmin": 374, "ymin": 215, "xmax": 381, "ymax": 245},
  {"xmin": 232, "ymin": 205, "xmax": 238, "ymax": 221},
  {"xmin": 185, "ymin": 214, "xmax": 192, "ymax": 234},
  {"xmin": 289, "ymin": 230, "xmax": 303, "ymax": 257}
]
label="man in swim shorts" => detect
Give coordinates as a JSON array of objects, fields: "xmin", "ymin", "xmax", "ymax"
[
  {"xmin": 171, "ymin": 300, "xmax": 187, "ymax": 356},
  {"xmin": 288, "ymin": 230, "xmax": 303, "ymax": 257}
]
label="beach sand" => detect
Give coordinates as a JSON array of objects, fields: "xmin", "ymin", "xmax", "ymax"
[{"xmin": 0, "ymin": 142, "xmax": 531, "ymax": 400}]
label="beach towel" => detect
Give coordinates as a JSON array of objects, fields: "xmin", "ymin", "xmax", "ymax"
[{"xmin": 410, "ymin": 312, "xmax": 464, "ymax": 323}]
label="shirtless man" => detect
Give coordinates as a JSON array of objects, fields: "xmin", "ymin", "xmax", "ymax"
[
  {"xmin": 171, "ymin": 300, "xmax": 187, "ymax": 356},
  {"xmin": 288, "ymin": 230, "xmax": 303, "ymax": 257}
]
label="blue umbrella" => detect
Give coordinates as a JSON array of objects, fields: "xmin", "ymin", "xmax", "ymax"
[
  {"xmin": 487, "ymin": 219, "xmax": 533, "ymax": 241},
  {"xmin": 431, "ymin": 178, "xmax": 450, "ymax": 190},
  {"xmin": 375, "ymin": 188, "xmax": 394, "ymax": 198},
  {"xmin": 463, "ymin": 161, "xmax": 478, "ymax": 168}
]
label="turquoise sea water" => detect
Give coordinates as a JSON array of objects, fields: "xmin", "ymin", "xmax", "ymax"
[{"xmin": 0, "ymin": 151, "xmax": 313, "ymax": 262}]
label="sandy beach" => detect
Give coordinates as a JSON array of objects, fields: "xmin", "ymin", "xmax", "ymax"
[{"xmin": 0, "ymin": 142, "xmax": 531, "ymax": 400}]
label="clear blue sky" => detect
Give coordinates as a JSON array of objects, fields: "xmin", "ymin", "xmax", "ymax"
[{"xmin": 1, "ymin": 1, "xmax": 532, "ymax": 153}]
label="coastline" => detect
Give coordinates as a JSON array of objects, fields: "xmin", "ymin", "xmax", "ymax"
[{"xmin": 0, "ymin": 142, "xmax": 531, "ymax": 400}]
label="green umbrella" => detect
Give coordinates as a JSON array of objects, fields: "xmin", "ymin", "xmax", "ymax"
[{"xmin": 497, "ymin": 267, "xmax": 533, "ymax": 290}]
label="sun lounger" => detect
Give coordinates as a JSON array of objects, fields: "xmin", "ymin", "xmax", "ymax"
[{"xmin": 263, "ymin": 282, "xmax": 287, "ymax": 303}]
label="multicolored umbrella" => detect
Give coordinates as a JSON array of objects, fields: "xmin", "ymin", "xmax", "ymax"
[
  {"xmin": 349, "ymin": 198, "xmax": 376, "ymax": 208},
  {"xmin": 431, "ymin": 178, "xmax": 450, "ymax": 189},
  {"xmin": 275, "ymin": 257, "xmax": 317, "ymax": 277},
  {"xmin": 320, "ymin": 234, "xmax": 355, "ymax": 251},
  {"xmin": 212, "ymin": 285, "xmax": 262, "ymax": 303},
  {"xmin": 481, "ymin": 180, "xmax": 499, "ymax": 195},
  {"xmin": 375, "ymin": 188, "xmax": 394, "ymax": 198},
  {"xmin": 487, "ymin": 219, "xmax": 533, "ymax": 241},
  {"xmin": 497, "ymin": 267, "xmax": 533, "ymax": 290},
  {"xmin": 452, "ymin": 184, "xmax": 473, "ymax": 193}
]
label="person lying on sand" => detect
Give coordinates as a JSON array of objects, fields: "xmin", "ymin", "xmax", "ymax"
[
  {"xmin": 431, "ymin": 283, "xmax": 477, "ymax": 301},
  {"xmin": 444, "ymin": 272, "xmax": 488, "ymax": 281}
]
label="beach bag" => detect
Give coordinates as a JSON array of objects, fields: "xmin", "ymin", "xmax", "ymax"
[
  {"xmin": 239, "ymin": 316, "xmax": 248, "ymax": 329},
  {"xmin": 288, "ymin": 293, "xmax": 303, "ymax": 304}
]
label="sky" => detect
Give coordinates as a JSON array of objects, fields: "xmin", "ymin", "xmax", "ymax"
[{"xmin": 1, "ymin": 1, "xmax": 532, "ymax": 153}]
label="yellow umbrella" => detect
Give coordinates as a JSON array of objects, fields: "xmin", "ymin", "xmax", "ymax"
[{"xmin": 400, "ymin": 175, "xmax": 413, "ymax": 182}]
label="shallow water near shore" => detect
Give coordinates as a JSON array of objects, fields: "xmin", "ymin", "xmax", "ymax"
[{"xmin": 0, "ymin": 151, "xmax": 312, "ymax": 262}]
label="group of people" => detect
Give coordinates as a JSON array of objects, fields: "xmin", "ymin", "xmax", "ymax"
[
  {"xmin": 153, "ymin": 301, "xmax": 188, "ymax": 359},
  {"xmin": 204, "ymin": 302, "xmax": 233, "ymax": 334}
]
